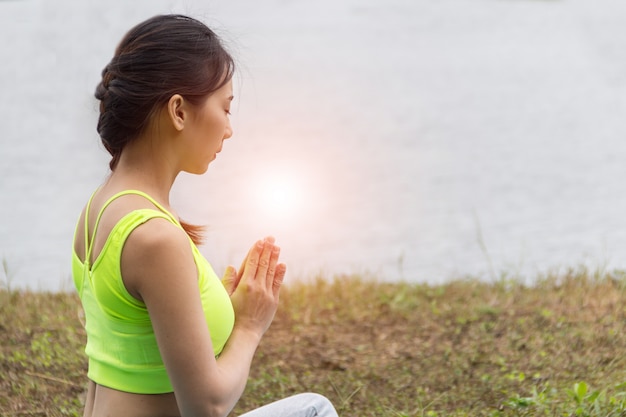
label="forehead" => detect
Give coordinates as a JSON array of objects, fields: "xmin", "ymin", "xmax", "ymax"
[{"xmin": 216, "ymin": 79, "xmax": 233, "ymax": 97}]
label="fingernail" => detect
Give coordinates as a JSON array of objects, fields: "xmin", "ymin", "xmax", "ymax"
[{"xmin": 256, "ymin": 240, "xmax": 264, "ymax": 248}]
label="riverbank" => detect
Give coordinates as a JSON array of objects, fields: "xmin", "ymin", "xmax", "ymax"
[{"xmin": 2, "ymin": 268, "xmax": 626, "ymax": 416}]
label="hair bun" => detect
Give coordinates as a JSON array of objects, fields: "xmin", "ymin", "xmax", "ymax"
[{"xmin": 95, "ymin": 65, "xmax": 113, "ymax": 101}]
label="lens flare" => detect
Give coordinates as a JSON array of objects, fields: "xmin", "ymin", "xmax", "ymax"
[{"xmin": 254, "ymin": 175, "xmax": 302, "ymax": 219}]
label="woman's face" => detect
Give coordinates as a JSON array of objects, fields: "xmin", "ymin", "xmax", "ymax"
[{"xmin": 183, "ymin": 80, "xmax": 234, "ymax": 174}]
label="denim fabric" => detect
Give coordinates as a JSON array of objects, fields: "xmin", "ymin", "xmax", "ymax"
[{"xmin": 239, "ymin": 393, "xmax": 338, "ymax": 417}]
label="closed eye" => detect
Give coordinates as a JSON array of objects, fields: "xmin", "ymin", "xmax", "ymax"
[{"xmin": 225, "ymin": 95, "xmax": 234, "ymax": 115}]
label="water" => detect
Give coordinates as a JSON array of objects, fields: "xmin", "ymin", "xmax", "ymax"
[{"xmin": 2, "ymin": 0, "xmax": 626, "ymax": 290}]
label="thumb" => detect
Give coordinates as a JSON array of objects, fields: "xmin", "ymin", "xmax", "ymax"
[{"xmin": 221, "ymin": 265, "xmax": 238, "ymax": 296}]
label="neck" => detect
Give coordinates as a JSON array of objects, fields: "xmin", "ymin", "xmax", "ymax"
[{"xmin": 106, "ymin": 136, "xmax": 180, "ymax": 205}]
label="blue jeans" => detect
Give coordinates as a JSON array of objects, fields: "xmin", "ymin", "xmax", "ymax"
[{"xmin": 238, "ymin": 393, "xmax": 339, "ymax": 417}]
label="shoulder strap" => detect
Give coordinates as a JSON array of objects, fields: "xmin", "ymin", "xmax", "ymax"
[
  {"xmin": 84, "ymin": 190, "xmax": 180, "ymax": 267},
  {"xmin": 83, "ymin": 189, "xmax": 98, "ymax": 269}
]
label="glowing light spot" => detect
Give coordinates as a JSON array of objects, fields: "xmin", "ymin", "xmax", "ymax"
[{"xmin": 254, "ymin": 175, "xmax": 302, "ymax": 219}]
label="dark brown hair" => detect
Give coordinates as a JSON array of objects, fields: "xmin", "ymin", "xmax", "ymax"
[
  {"xmin": 95, "ymin": 14, "xmax": 234, "ymax": 244},
  {"xmin": 95, "ymin": 14, "xmax": 235, "ymax": 170}
]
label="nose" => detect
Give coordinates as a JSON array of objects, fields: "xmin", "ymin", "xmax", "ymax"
[{"xmin": 224, "ymin": 121, "xmax": 233, "ymax": 140}]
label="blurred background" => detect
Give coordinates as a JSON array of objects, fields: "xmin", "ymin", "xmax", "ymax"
[{"xmin": 2, "ymin": 0, "xmax": 626, "ymax": 290}]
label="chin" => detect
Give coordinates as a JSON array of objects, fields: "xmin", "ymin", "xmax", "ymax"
[{"xmin": 184, "ymin": 164, "xmax": 210, "ymax": 175}]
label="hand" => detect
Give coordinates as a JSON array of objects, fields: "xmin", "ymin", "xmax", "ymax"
[
  {"xmin": 221, "ymin": 242, "xmax": 254, "ymax": 296},
  {"xmin": 221, "ymin": 265, "xmax": 238, "ymax": 296},
  {"xmin": 228, "ymin": 237, "xmax": 287, "ymax": 337}
]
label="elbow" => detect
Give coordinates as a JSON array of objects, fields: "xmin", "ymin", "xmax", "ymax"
[
  {"xmin": 186, "ymin": 401, "xmax": 232, "ymax": 417},
  {"xmin": 207, "ymin": 404, "xmax": 231, "ymax": 417}
]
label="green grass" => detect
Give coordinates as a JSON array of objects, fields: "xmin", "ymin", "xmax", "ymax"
[{"xmin": 2, "ymin": 267, "xmax": 626, "ymax": 416}]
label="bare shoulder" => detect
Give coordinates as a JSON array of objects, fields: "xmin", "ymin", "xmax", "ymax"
[
  {"xmin": 121, "ymin": 216, "xmax": 197, "ymax": 301},
  {"xmin": 125, "ymin": 215, "xmax": 188, "ymax": 253}
]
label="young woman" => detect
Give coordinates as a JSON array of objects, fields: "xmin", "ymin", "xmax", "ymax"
[{"xmin": 72, "ymin": 14, "xmax": 338, "ymax": 417}]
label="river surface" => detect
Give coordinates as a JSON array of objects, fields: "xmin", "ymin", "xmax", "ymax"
[{"xmin": 2, "ymin": 0, "xmax": 626, "ymax": 290}]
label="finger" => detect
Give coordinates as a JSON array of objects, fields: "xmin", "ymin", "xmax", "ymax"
[
  {"xmin": 272, "ymin": 263, "xmax": 287, "ymax": 298},
  {"xmin": 237, "ymin": 249, "xmax": 249, "ymax": 281},
  {"xmin": 237, "ymin": 239, "xmax": 261, "ymax": 280},
  {"xmin": 228, "ymin": 265, "xmax": 242, "ymax": 295},
  {"xmin": 255, "ymin": 238, "xmax": 274, "ymax": 284},
  {"xmin": 265, "ymin": 245, "xmax": 281, "ymax": 291},
  {"xmin": 221, "ymin": 265, "xmax": 237, "ymax": 296},
  {"xmin": 242, "ymin": 240, "xmax": 263, "ymax": 281}
]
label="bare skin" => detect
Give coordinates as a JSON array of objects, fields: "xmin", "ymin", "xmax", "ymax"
[{"xmin": 74, "ymin": 80, "xmax": 287, "ymax": 417}]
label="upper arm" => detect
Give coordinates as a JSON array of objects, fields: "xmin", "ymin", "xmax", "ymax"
[{"xmin": 120, "ymin": 219, "xmax": 221, "ymax": 414}]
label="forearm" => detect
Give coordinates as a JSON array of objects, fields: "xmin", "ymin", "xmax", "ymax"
[
  {"xmin": 203, "ymin": 325, "xmax": 263, "ymax": 416},
  {"xmin": 180, "ymin": 237, "xmax": 284, "ymax": 416}
]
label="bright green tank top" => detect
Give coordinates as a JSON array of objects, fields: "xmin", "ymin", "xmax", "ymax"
[{"xmin": 72, "ymin": 190, "xmax": 235, "ymax": 394}]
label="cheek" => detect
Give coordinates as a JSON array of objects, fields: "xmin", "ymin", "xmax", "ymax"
[{"xmin": 207, "ymin": 114, "xmax": 228, "ymax": 135}]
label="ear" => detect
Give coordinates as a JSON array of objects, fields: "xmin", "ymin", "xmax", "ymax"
[{"xmin": 166, "ymin": 94, "xmax": 186, "ymax": 131}]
